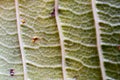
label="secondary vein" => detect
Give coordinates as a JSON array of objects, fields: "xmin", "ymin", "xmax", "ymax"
[
  {"xmin": 55, "ymin": 0, "xmax": 66, "ymax": 80},
  {"xmin": 15, "ymin": 0, "xmax": 27, "ymax": 80},
  {"xmin": 91, "ymin": 0, "xmax": 106, "ymax": 80}
]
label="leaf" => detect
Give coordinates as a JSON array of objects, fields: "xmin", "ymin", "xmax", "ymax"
[
  {"xmin": 95, "ymin": 0, "xmax": 120, "ymax": 79},
  {"xmin": 59, "ymin": 0, "xmax": 101, "ymax": 80},
  {"xmin": 0, "ymin": 0, "xmax": 120, "ymax": 80}
]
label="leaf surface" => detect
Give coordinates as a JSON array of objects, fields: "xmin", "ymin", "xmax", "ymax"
[
  {"xmin": 95, "ymin": 0, "xmax": 120, "ymax": 79},
  {"xmin": 0, "ymin": 0, "xmax": 120, "ymax": 80}
]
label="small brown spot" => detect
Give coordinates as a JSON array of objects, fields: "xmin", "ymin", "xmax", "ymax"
[
  {"xmin": 10, "ymin": 69, "xmax": 14, "ymax": 76},
  {"xmin": 51, "ymin": 8, "xmax": 55, "ymax": 16},
  {"xmin": 21, "ymin": 19, "xmax": 25, "ymax": 24},
  {"xmin": 32, "ymin": 36, "xmax": 39, "ymax": 43},
  {"xmin": 118, "ymin": 46, "xmax": 120, "ymax": 50}
]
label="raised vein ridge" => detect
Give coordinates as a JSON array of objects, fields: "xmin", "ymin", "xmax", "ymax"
[
  {"xmin": 55, "ymin": 0, "xmax": 66, "ymax": 80},
  {"xmin": 15, "ymin": 0, "xmax": 27, "ymax": 80},
  {"xmin": 91, "ymin": 0, "xmax": 106, "ymax": 80}
]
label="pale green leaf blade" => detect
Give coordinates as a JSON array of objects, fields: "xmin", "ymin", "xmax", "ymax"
[
  {"xmin": 58, "ymin": 0, "xmax": 102, "ymax": 80},
  {"xmin": 96, "ymin": 0, "xmax": 120, "ymax": 79},
  {"xmin": 0, "ymin": 0, "xmax": 120, "ymax": 80},
  {"xmin": 0, "ymin": 0, "xmax": 63, "ymax": 80},
  {"xmin": 18, "ymin": 0, "xmax": 63, "ymax": 80},
  {"xmin": 0, "ymin": 0, "xmax": 24, "ymax": 80}
]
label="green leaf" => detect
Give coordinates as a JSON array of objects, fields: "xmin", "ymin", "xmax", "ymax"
[
  {"xmin": 95, "ymin": 0, "xmax": 120, "ymax": 79},
  {"xmin": 0, "ymin": 0, "xmax": 119, "ymax": 80}
]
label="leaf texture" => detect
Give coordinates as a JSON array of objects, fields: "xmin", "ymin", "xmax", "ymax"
[
  {"xmin": 19, "ymin": 0, "xmax": 63, "ymax": 80},
  {"xmin": 0, "ymin": 0, "xmax": 120, "ymax": 80},
  {"xmin": 0, "ymin": 0, "xmax": 24, "ymax": 80},
  {"xmin": 59, "ymin": 0, "xmax": 102, "ymax": 80},
  {"xmin": 96, "ymin": 0, "xmax": 120, "ymax": 79}
]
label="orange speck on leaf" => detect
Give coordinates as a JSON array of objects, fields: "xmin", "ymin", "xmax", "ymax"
[
  {"xmin": 32, "ymin": 36, "xmax": 39, "ymax": 43},
  {"xmin": 21, "ymin": 19, "xmax": 25, "ymax": 24}
]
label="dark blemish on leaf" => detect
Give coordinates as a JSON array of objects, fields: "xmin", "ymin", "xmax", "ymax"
[
  {"xmin": 32, "ymin": 36, "xmax": 39, "ymax": 43},
  {"xmin": 73, "ymin": 75, "xmax": 78, "ymax": 80},
  {"xmin": 51, "ymin": 8, "xmax": 55, "ymax": 16},
  {"xmin": 10, "ymin": 69, "xmax": 14, "ymax": 76}
]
